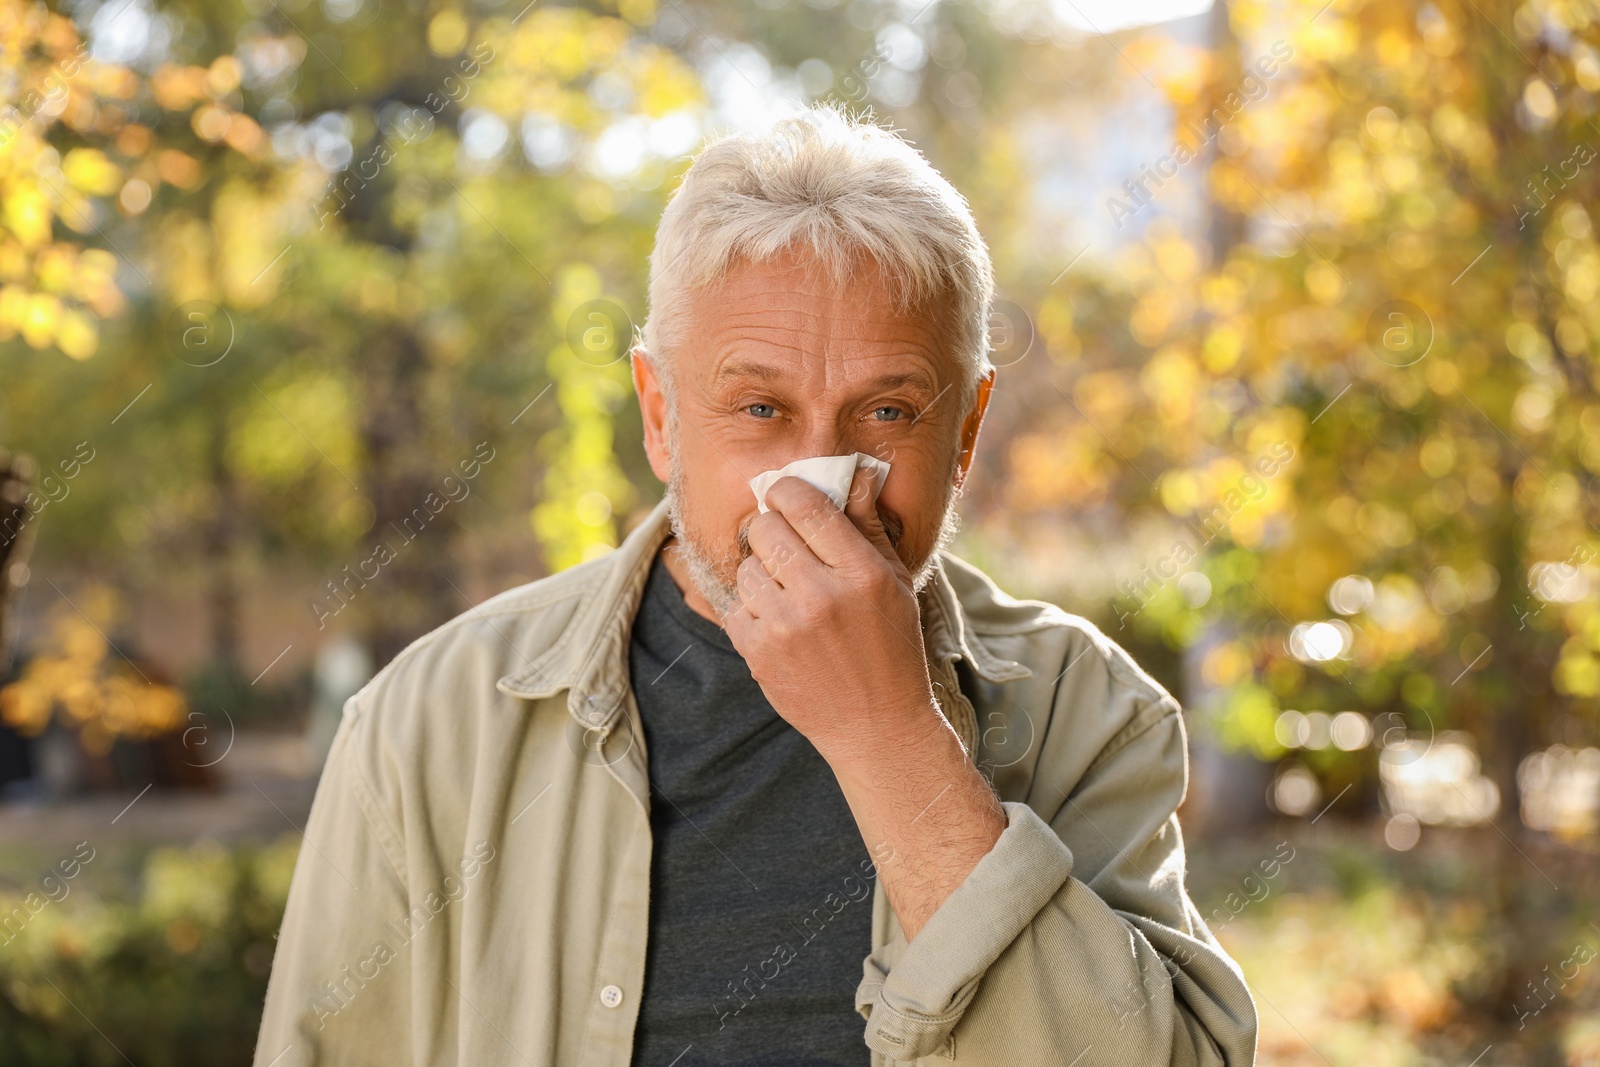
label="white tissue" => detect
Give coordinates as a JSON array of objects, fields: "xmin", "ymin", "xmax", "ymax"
[{"xmin": 748, "ymin": 452, "xmax": 891, "ymax": 515}]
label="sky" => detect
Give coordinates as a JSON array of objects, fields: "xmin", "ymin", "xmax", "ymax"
[{"xmin": 1047, "ymin": 0, "xmax": 1215, "ymax": 33}]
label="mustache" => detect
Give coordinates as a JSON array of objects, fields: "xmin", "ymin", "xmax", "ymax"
[{"xmin": 737, "ymin": 505, "xmax": 903, "ymax": 561}]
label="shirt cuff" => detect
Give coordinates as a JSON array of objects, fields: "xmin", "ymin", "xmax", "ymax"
[{"xmin": 855, "ymin": 800, "xmax": 1076, "ymax": 1060}]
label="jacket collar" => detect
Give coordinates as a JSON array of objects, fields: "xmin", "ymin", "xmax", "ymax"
[{"xmin": 495, "ymin": 496, "xmax": 1031, "ymax": 734}]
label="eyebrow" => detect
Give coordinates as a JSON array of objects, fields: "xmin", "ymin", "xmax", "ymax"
[{"xmin": 713, "ymin": 359, "xmax": 937, "ymax": 396}]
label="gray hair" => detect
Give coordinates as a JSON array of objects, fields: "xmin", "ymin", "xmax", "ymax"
[{"xmin": 638, "ymin": 103, "xmax": 995, "ymax": 420}]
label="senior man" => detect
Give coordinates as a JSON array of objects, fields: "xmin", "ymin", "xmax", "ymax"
[{"xmin": 255, "ymin": 105, "xmax": 1258, "ymax": 1066}]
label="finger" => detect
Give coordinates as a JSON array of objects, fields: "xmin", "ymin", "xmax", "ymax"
[
  {"xmin": 745, "ymin": 508, "xmax": 823, "ymax": 588},
  {"xmin": 724, "ymin": 601, "xmax": 754, "ymax": 647},
  {"xmin": 762, "ymin": 474, "xmax": 876, "ymax": 572},
  {"xmin": 841, "ymin": 463, "xmax": 897, "ymax": 565},
  {"xmin": 734, "ymin": 553, "xmax": 783, "ymax": 617}
]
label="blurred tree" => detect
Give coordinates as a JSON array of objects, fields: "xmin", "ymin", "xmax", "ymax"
[
  {"xmin": 984, "ymin": 0, "xmax": 1598, "ymax": 812},
  {"xmin": 984, "ymin": 0, "xmax": 1599, "ymax": 1050},
  {"xmin": 3, "ymin": 0, "xmax": 703, "ymax": 671},
  {"xmin": 0, "ymin": 451, "xmax": 34, "ymax": 669},
  {"xmin": 224, "ymin": 0, "xmax": 704, "ymax": 663},
  {"xmin": 1, "ymin": 0, "xmax": 268, "ymax": 687},
  {"xmin": 0, "ymin": 0, "xmax": 128, "ymax": 359}
]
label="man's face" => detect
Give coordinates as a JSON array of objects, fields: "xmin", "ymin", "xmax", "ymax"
[{"xmin": 634, "ymin": 252, "xmax": 992, "ymax": 618}]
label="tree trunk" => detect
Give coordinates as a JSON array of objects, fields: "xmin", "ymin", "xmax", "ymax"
[
  {"xmin": 0, "ymin": 451, "xmax": 36, "ymax": 673},
  {"xmin": 1203, "ymin": 0, "xmax": 1245, "ymax": 269},
  {"xmin": 359, "ymin": 324, "xmax": 461, "ymax": 670},
  {"xmin": 206, "ymin": 419, "xmax": 242, "ymax": 671}
]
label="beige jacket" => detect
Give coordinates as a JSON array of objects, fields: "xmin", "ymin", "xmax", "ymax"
[{"xmin": 255, "ymin": 496, "xmax": 1258, "ymax": 1066}]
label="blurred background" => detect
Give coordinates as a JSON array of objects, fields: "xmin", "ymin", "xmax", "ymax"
[{"xmin": 1, "ymin": 0, "xmax": 1598, "ymax": 1061}]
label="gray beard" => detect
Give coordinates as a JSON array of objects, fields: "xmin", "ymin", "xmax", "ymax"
[{"xmin": 660, "ymin": 419, "xmax": 964, "ymax": 620}]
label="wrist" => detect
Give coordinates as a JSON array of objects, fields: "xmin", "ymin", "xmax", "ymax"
[{"xmin": 814, "ymin": 690, "xmax": 948, "ymax": 775}]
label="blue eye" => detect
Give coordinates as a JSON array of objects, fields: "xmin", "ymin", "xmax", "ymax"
[
  {"xmin": 872, "ymin": 406, "xmax": 905, "ymax": 422},
  {"xmin": 746, "ymin": 403, "xmax": 777, "ymax": 419}
]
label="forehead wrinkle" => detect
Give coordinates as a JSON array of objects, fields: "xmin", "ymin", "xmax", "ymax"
[
  {"xmin": 690, "ymin": 265, "xmax": 951, "ymax": 401},
  {"xmin": 694, "ymin": 270, "xmax": 926, "ymax": 338}
]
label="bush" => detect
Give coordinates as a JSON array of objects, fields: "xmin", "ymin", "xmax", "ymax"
[{"xmin": 0, "ymin": 836, "xmax": 298, "ymax": 1067}]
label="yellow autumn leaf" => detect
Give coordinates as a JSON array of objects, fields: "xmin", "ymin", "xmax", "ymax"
[
  {"xmin": 22, "ymin": 290, "xmax": 60, "ymax": 348},
  {"xmin": 62, "ymin": 147, "xmax": 123, "ymax": 195},
  {"xmin": 205, "ymin": 54, "xmax": 242, "ymax": 95},
  {"xmin": 56, "ymin": 306, "xmax": 98, "ymax": 359},
  {"xmin": 4, "ymin": 186, "xmax": 53, "ymax": 248},
  {"xmin": 632, "ymin": 47, "xmax": 703, "ymax": 117},
  {"xmin": 427, "ymin": 9, "xmax": 468, "ymax": 56},
  {"xmin": 149, "ymin": 64, "xmax": 209, "ymax": 110}
]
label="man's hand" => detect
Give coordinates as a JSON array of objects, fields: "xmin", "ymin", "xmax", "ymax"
[
  {"xmin": 723, "ymin": 463, "xmax": 937, "ymax": 759},
  {"xmin": 724, "ymin": 463, "xmax": 1008, "ymax": 942}
]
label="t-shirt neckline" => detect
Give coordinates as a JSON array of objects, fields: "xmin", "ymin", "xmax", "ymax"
[{"xmin": 644, "ymin": 552, "xmax": 740, "ymax": 655}]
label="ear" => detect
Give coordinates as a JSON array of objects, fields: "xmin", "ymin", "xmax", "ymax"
[
  {"xmin": 954, "ymin": 367, "xmax": 995, "ymax": 489},
  {"xmin": 631, "ymin": 346, "xmax": 673, "ymax": 485}
]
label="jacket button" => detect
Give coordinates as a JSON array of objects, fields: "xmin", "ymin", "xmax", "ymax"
[{"xmin": 599, "ymin": 984, "xmax": 624, "ymax": 1008}]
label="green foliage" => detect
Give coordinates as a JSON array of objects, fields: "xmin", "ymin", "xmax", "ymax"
[{"xmin": 0, "ymin": 836, "xmax": 297, "ymax": 1067}]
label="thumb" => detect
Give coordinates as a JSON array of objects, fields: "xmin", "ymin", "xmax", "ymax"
[{"xmin": 842, "ymin": 463, "xmax": 897, "ymax": 566}]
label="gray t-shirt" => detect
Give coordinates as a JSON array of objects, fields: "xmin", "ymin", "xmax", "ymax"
[{"xmin": 627, "ymin": 552, "xmax": 875, "ymax": 1067}]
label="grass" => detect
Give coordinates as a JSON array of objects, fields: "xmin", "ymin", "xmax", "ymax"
[{"xmin": 1190, "ymin": 819, "xmax": 1600, "ymax": 1067}]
